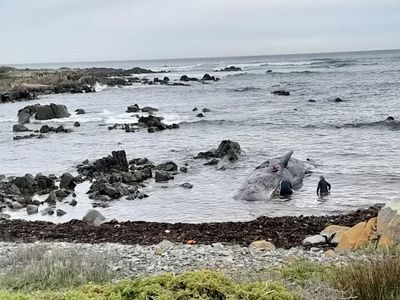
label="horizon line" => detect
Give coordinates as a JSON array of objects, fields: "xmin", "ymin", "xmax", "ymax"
[{"xmin": 3, "ymin": 47, "xmax": 400, "ymax": 67}]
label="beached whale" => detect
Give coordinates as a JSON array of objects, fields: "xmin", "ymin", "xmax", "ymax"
[{"xmin": 234, "ymin": 151, "xmax": 310, "ymax": 201}]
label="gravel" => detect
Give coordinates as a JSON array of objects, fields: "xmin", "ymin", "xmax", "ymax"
[{"xmin": 0, "ymin": 241, "xmax": 366, "ymax": 279}]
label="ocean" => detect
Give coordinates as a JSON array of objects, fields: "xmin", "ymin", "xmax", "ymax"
[{"xmin": 2, "ymin": 49, "xmax": 400, "ymax": 223}]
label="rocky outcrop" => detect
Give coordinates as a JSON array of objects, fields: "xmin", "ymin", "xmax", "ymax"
[
  {"xmin": 201, "ymin": 74, "xmax": 219, "ymax": 81},
  {"xmin": 78, "ymin": 150, "xmax": 129, "ymax": 177},
  {"xmin": 18, "ymin": 103, "xmax": 70, "ymax": 124},
  {"xmin": 10, "ymin": 174, "xmax": 56, "ymax": 195},
  {"xmin": 196, "ymin": 140, "xmax": 241, "ymax": 162},
  {"xmin": 217, "ymin": 66, "xmax": 242, "ymax": 72}
]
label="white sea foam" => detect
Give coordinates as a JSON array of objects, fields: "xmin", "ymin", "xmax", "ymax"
[{"xmin": 94, "ymin": 82, "xmax": 108, "ymax": 92}]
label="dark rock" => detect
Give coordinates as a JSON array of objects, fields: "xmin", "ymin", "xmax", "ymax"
[
  {"xmin": 141, "ymin": 106, "xmax": 158, "ymax": 113},
  {"xmin": 172, "ymin": 82, "xmax": 190, "ymax": 86},
  {"xmin": 196, "ymin": 113, "xmax": 204, "ymax": 118},
  {"xmin": 180, "ymin": 75, "xmax": 198, "ymax": 82},
  {"xmin": 12, "ymin": 124, "xmax": 31, "ymax": 132},
  {"xmin": 18, "ymin": 103, "xmax": 70, "ymax": 124},
  {"xmin": 202, "ymin": 108, "xmax": 211, "ymax": 113},
  {"xmin": 74, "ymin": 121, "xmax": 81, "ymax": 127},
  {"xmin": 69, "ymin": 199, "xmax": 78, "ymax": 206},
  {"xmin": 266, "ymin": 70, "xmax": 272, "ymax": 73},
  {"xmin": 204, "ymin": 159, "xmax": 219, "ymax": 166},
  {"xmin": 26, "ymin": 204, "xmax": 39, "ymax": 215},
  {"xmin": 201, "ymin": 73, "xmax": 218, "ymax": 81},
  {"xmin": 196, "ymin": 140, "xmax": 241, "ymax": 162},
  {"xmin": 272, "ymin": 90, "xmax": 290, "ymax": 96},
  {"xmin": 180, "ymin": 166, "xmax": 188, "ymax": 173},
  {"xmin": 60, "ymin": 173, "xmax": 76, "ymax": 190},
  {"xmin": 46, "ymin": 191, "xmax": 57, "ymax": 203},
  {"xmin": 218, "ymin": 66, "xmax": 241, "ymax": 72},
  {"xmin": 41, "ymin": 207, "xmax": 55, "ymax": 216},
  {"xmin": 180, "ymin": 182, "xmax": 193, "ymax": 189},
  {"xmin": 215, "ymin": 140, "xmax": 241, "ymax": 161},
  {"xmin": 156, "ymin": 161, "xmax": 178, "ymax": 172},
  {"xmin": 155, "ymin": 171, "xmax": 174, "ymax": 182},
  {"xmin": 386, "ymin": 116, "xmax": 395, "ymax": 121},
  {"xmin": 126, "ymin": 104, "xmax": 140, "ymax": 113},
  {"xmin": 40, "ymin": 125, "xmax": 50, "ymax": 133},
  {"xmin": 75, "ymin": 108, "xmax": 86, "ymax": 115},
  {"xmin": 82, "ymin": 209, "xmax": 105, "ymax": 224},
  {"xmin": 56, "ymin": 209, "xmax": 66, "ymax": 217},
  {"xmin": 13, "ymin": 134, "xmax": 44, "ymax": 141},
  {"xmin": 335, "ymin": 97, "xmax": 343, "ymax": 102},
  {"xmin": 309, "ymin": 99, "xmax": 316, "ymax": 103},
  {"xmin": 89, "ymin": 181, "xmax": 121, "ymax": 199},
  {"xmin": 55, "ymin": 189, "xmax": 68, "ymax": 199},
  {"xmin": 148, "ymin": 127, "xmax": 157, "ymax": 133},
  {"xmin": 192, "ymin": 107, "xmax": 198, "ymax": 111},
  {"xmin": 94, "ymin": 151, "xmax": 128, "ymax": 174}
]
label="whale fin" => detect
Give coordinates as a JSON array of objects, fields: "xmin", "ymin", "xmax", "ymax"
[{"xmin": 279, "ymin": 151, "xmax": 293, "ymax": 168}]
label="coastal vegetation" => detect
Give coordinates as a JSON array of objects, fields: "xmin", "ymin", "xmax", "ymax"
[{"xmin": 0, "ymin": 245, "xmax": 399, "ymax": 300}]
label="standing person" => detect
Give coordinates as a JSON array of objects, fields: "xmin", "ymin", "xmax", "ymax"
[{"xmin": 317, "ymin": 176, "xmax": 331, "ymax": 197}]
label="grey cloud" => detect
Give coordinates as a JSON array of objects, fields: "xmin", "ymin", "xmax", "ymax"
[{"xmin": 0, "ymin": 0, "xmax": 399, "ymax": 64}]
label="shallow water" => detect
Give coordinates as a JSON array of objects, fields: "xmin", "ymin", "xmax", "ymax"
[{"xmin": 2, "ymin": 50, "xmax": 400, "ymax": 223}]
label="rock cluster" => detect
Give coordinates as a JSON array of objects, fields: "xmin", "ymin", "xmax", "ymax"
[
  {"xmin": 195, "ymin": 140, "xmax": 242, "ymax": 166},
  {"xmin": 18, "ymin": 103, "xmax": 70, "ymax": 124},
  {"xmin": 302, "ymin": 201, "xmax": 400, "ymax": 251},
  {"xmin": 217, "ymin": 66, "xmax": 242, "ymax": 72},
  {"xmin": 78, "ymin": 150, "xmax": 151, "ymax": 201},
  {"xmin": 109, "ymin": 113, "xmax": 179, "ymax": 134}
]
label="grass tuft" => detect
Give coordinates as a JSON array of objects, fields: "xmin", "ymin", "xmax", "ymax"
[
  {"xmin": 0, "ymin": 244, "xmax": 113, "ymax": 291},
  {"xmin": 331, "ymin": 256, "xmax": 400, "ymax": 300}
]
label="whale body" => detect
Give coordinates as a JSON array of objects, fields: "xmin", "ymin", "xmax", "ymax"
[{"xmin": 234, "ymin": 151, "xmax": 310, "ymax": 201}]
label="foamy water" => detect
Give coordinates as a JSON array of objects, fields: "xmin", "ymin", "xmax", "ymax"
[{"xmin": 2, "ymin": 50, "xmax": 400, "ymax": 223}]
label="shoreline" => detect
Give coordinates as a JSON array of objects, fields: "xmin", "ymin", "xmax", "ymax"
[{"xmin": 0, "ymin": 206, "xmax": 378, "ymax": 248}]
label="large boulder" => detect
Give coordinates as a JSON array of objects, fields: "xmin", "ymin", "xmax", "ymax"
[
  {"xmin": 336, "ymin": 218, "xmax": 377, "ymax": 251},
  {"xmin": 155, "ymin": 171, "xmax": 174, "ymax": 182},
  {"xmin": 60, "ymin": 172, "xmax": 76, "ymax": 190},
  {"xmin": 377, "ymin": 200, "xmax": 400, "ymax": 247},
  {"xmin": 35, "ymin": 105, "xmax": 56, "ymax": 120},
  {"xmin": 26, "ymin": 204, "xmax": 39, "ymax": 215},
  {"xmin": 215, "ymin": 140, "xmax": 241, "ymax": 161},
  {"xmin": 83, "ymin": 209, "xmax": 106, "ymax": 224},
  {"xmin": 17, "ymin": 103, "xmax": 70, "ymax": 124}
]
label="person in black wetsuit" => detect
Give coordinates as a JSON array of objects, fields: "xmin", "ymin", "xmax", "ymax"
[
  {"xmin": 280, "ymin": 179, "xmax": 293, "ymax": 196},
  {"xmin": 317, "ymin": 175, "xmax": 331, "ymax": 196}
]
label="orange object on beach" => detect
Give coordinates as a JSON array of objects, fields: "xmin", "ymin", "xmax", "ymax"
[{"xmin": 186, "ymin": 240, "xmax": 197, "ymax": 245}]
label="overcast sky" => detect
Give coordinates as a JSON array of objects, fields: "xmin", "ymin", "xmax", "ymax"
[{"xmin": 1, "ymin": 0, "xmax": 400, "ymax": 64}]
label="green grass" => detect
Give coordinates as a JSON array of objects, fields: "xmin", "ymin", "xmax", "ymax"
[
  {"xmin": 0, "ymin": 271, "xmax": 301, "ymax": 300},
  {"xmin": 0, "ymin": 244, "xmax": 113, "ymax": 291},
  {"xmin": 278, "ymin": 260, "xmax": 336, "ymax": 284},
  {"xmin": 331, "ymin": 256, "xmax": 400, "ymax": 300}
]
